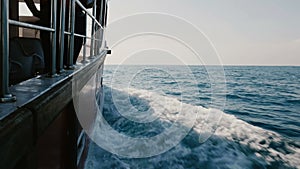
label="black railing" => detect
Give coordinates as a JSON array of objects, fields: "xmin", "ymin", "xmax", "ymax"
[
  {"xmin": 0, "ymin": 0, "xmax": 107, "ymax": 102},
  {"xmin": 1, "ymin": 0, "xmax": 17, "ymax": 102}
]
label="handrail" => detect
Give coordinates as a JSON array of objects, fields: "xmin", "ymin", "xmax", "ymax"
[
  {"xmin": 9, "ymin": 20, "xmax": 55, "ymax": 32},
  {"xmin": 8, "ymin": 0, "xmax": 58, "ymax": 76},
  {"xmin": 75, "ymin": 0, "xmax": 104, "ymax": 60},
  {"xmin": 1, "ymin": 0, "xmax": 107, "ymax": 102},
  {"xmin": 64, "ymin": 31, "xmax": 102, "ymax": 41},
  {"xmin": 66, "ymin": 0, "xmax": 105, "ymax": 66},
  {"xmin": 75, "ymin": 0, "xmax": 103, "ymax": 29}
]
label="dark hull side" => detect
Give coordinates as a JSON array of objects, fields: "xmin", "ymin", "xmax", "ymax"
[{"xmin": 0, "ymin": 52, "xmax": 107, "ymax": 169}]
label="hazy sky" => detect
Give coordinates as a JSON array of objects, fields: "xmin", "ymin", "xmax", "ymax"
[{"xmin": 106, "ymin": 0, "xmax": 300, "ymax": 65}]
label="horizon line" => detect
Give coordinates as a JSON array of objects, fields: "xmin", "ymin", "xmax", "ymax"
[{"xmin": 104, "ymin": 64, "xmax": 300, "ymax": 66}]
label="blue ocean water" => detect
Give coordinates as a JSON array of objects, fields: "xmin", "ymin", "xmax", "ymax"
[{"xmin": 85, "ymin": 66, "xmax": 300, "ymax": 169}]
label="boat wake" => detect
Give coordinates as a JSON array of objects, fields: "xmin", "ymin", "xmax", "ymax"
[{"xmin": 85, "ymin": 86, "xmax": 300, "ymax": 169}]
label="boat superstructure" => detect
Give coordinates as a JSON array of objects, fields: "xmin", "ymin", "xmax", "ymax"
[{"xmin": 0, "ymin": 0, "xmax": 109, "ymax": 168}]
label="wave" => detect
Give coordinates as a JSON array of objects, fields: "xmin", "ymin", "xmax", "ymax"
[{"xmin": 86, "ymin": 87, "xmax": 300, "ymax": 169}]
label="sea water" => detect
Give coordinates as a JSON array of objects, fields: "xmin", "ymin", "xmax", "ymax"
[{"xmin": 85, "ymin": 66, "xmax": 300, "ymax": 169}]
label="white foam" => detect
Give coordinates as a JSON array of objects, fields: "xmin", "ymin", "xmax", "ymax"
[{"xmin": 88, "ymin": 87, "xmax": 300, "ymax": 168}]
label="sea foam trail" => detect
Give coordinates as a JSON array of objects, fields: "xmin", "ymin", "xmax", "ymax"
[{"xmin": 86, "ymin": 87, "xmax": 300, "ymax": 169}]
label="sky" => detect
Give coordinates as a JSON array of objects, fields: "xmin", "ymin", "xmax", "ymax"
[{"xmin": 105, "ymin": 0, "xmax": 300, "ymax": 65}]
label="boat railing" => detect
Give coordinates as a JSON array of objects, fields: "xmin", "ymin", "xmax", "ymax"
[{"xmin": 0, "ymin": 0, "xmax": 107, "ymax": 103}]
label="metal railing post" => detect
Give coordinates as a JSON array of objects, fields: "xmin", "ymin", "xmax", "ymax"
[
  {"xmin": 93, "ymin": 0, "xmax": 98, "ymax": 56},
  {"xmin": 98, "ymin": 0, "xmax": 103, "ymax": 24},
  {"xmin": 0, "ymin": 0, "xmax": 16, "ymax": 102},
  {"xmin": 50, "ymin": 0, "xmax": 58, "ymax": 76},
  {"xmin": 59, "ymin": 0, "xmax": 66, "ymax": 72},
  {"xmin": 81, "ymin": 12, "xmax": 88, "ymax": 64},
  {"xmin": 89, "ymin": 0, "xmax": 96, "ymax": 59},
  {"xmin": 98, "ymin": 0, "xmax": 105, "ymax": 52},
  {"xmin": 95, "ymin": 1, "xmax": 100, "ymax": 56},
  {"xmin": 67, "ymin": 0, "xmax": 76, "ymax": 69}
]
